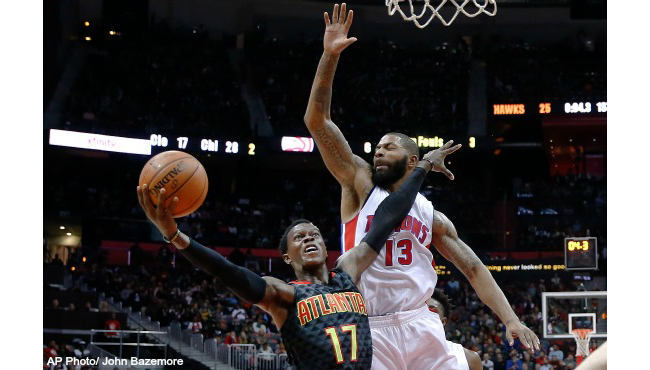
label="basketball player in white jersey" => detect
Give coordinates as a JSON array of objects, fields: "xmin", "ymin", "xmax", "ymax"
[
  {"xmin": 426, "ymin": 289, "xmax": 482, "ymax": 370},
  {"xmin": 304, "ymin": 3, "xmax": 540, "ymax": 369}
]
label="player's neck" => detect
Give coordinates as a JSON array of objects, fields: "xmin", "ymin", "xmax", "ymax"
[
  {"xmin": 295, "ymin": 264, "xmax": 329, "ymax": 284},
  {"xmin": 386, "ymin": 171, "xmax": 413, "ymax": 193}
]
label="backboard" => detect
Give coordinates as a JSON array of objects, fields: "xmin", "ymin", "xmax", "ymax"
[{"xmin": 542, "ymin": 291, "xmax": 607, "ymax": 339}]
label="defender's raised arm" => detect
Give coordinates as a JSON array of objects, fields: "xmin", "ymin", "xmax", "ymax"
[{"xmin": 304, "ymin": 3, "xmax": 369, "ymax": 191}]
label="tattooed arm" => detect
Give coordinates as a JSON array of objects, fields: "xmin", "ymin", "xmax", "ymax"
[
  {"xmin": 432, "ymin": 210, "xmax": 541, "ymax": 352},
  {"xmin": 304, "ymin": 4, "xmax": 372, "ymax": 219}
]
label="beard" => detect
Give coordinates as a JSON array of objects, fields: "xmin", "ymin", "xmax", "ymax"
[{"xmin": 371, "ymin": 156, "xmax": 408, "ymax": 189}]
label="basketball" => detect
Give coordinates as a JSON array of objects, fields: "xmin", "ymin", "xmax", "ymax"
[{"xmin": 138, "ymin": 151, "xmax": 208, "ymax": 218}]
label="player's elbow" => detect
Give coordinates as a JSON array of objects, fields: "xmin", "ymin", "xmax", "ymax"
[
  {"xmin": 463, "ymin": 261, "xmax": 484, "ymax": 282},
  {"xmin": 303, "ymin": 111, "xmax": 324, "ymax": 127}
]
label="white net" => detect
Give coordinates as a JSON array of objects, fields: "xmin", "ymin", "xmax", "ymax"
[
  {"xmin": 572, "ymin": 329, "xmax": 593, "ymax": 358},
  {"xmin": 386, "ymin": 0, "xmax": 497, "ymax": 28}
]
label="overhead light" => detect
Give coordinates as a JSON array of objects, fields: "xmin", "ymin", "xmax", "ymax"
[
  {"xmin": 85, "ymin": 37, "xmax": 91, "ymax": 41},
  {"xmin": 66, "ymin": 232, "xmax": 72, "ymax": 236},
  {"xmin": 82, "ymin": 257, "xmax": 87, "ymax": 263},
  {"xmin": 71, "ymin": 266, "xmax": 76, "ymax": 271},
  {"xmin": 84, "ymin": 21, "xmax": 90, "ymax": 27},
  {"xmin": 60, "ymin": 226, "xmax": 65, "ymax": 230}
]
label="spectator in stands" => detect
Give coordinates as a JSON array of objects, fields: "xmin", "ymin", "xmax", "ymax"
[
  {"xmin": 188, "ymin": 315, "xmax": 203, "ymax": 334},
  {"xmin": 72, "ymin": 338, "xmax": 89, "ymax": 357},
  {"xmin": 549, "ymin": 344, "xmax": 564, "ymax": 361},
  {"xmin": 494, "ymin": 353, "xmax": 506, "ymax": 369},
  {"xmin": 482, "ymin": 353, "xmax": 494, "ymax": 370},
  {"xmin": 276, "ymin": 341, "xmax": 287, "ymax": 356},
  {"xmin": 99, "ymin": 300, "xmax": 109, "ymax": 312},
  {"xmin": 522, "ymin": 351, "xmax": 535, "ymax": 369},
  {"xmin": 83, "ymin": 301, "xmax": 98, "ymax": 312},
  {"xmin": 563, "ymin": 353, "xmax": 576, "ymax": 368},
  {"xmin": 44, "ymin": 340, "xmax": 59, "ymax": 359},
  {"xmin": 252, "ymin": 315, "xmax": 267, "ymax": 334},
  {"xmin": 239, "ymin": 330, "xmax": 250, "ymax": 345},
  {"xmin": 120, "ymin": 283, "xmax": 134, "ymax": 301},
  {"xmin": 232, "ymin": 305, "xmax": 248, "ymax": 321},
  {"xmin": 538, "ymin": 356, "xmax": 553, "ymax": 370},
  {"xmin": 200, "ymin": 301, "xmax": 212, "ymax": 321},
  {"xmin": 447, "ymin": 277, "xmax": 460, "ymax": 295},
  {"xmin": 49, "ymin": 299, "xmax": 60, "ymax": 310},
  {"xmin": 255, "ymin": 329, "xmax": 267, "ymax": 348},
  {"xmin": 104, "ymin": 313, "xmax": 121, "ymax": 338},
  {"xmin": 258, "ymin": 342, "xmax": 275, "ymax": 366},
  {"xmin": 66, "ymin": 302, "xmax": 76, "ymax": 311},
  {"xmin": 62, "ymin": 344, "xmax": 76, "ymax": 358},
  {"xmin": 224, "ymin": 331, "xmax": 238, "ymax": 345},
  {"xmin": 507, "ymin": 350, "xmax": 523, "ymax": 370}
]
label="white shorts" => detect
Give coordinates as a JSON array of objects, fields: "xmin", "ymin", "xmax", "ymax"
[{"xmin": 369, "ymin": 305, "xmax": 459, "ymax": 370}]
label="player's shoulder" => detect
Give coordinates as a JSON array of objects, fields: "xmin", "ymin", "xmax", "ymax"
[
  {"xmin": 330, "ymin": 268, "xmax": 354, "ymax": 283},
  {"xmin": 463, "ymin": 347, "xmax": 481, "ymax": 370}
]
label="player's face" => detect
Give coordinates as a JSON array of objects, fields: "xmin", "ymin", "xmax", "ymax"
[
  {"xmin": 425, "ymin": 298, "xmax": 447, "ymax": 326},
  {"xmin": 284, "ymin": 223, "xmax": 328, "ymax": 269},
  {"xmin": 372, "ymin": 135, "xmax": 410, "ymax": 188}
]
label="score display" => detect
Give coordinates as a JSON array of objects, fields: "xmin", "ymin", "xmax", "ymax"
[
  {"xmin": 150, "ymin": 134, "xmax": 255, "ymax": 155},
  {"xmin": 564, "ymin": 237, "xmax": 598, "ymax": 270},
  {"xmin": 492, "ymin": 101, "xmax": 607, "ymax": 116}
]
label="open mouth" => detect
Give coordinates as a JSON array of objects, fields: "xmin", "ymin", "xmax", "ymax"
[{"xmin": 304, "ymin": 245, "xmax": 318, "ymax": 253}]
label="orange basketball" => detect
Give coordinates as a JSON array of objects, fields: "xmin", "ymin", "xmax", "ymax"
[{"xmin": 139, "ymin": 151, "xmax": 208, "ymax": 218}]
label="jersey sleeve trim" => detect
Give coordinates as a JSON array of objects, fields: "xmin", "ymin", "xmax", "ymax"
[{"xmin": 340, "ymin": 186, "xmax": 376, "ymax": 253}]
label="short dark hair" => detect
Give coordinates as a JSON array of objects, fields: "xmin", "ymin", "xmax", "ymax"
[
  {"xmin": 385, "ymin": 132, "xmax": 419, "ymax": 160},
  {"xmin": 279, "ymin": 219, "xmax": 313, "ymax": 254},
  {"xmin": 432, "ymin": 288, "xmax": 453, "ymax": 318}
]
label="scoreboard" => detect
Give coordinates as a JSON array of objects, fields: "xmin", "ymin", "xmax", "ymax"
[
  {"xmin": 49, "ymin": 129, "xmax": 483, "ymax": 156},
  {"xmin": 492, "ymin": 101, "xmax": 607, "ymax": 116},
  {"xmin": 564, "ymin": 237, "xmax": 598, "ymax": 270}
]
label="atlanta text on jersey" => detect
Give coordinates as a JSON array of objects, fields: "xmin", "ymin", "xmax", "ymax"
[{"xmin": 297, "ymin": 292, "xmax": 367, "ymax": 326}]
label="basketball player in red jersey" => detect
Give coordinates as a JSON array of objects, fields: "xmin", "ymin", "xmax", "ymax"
[{"xmin": 304, "ymin": 3, "xmax": 540, "ymax": 369}]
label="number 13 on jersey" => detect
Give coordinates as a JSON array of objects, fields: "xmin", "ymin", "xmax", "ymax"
[{"xmin": 385, "ymin": 239, "xmax": 413, "ymax": 266}]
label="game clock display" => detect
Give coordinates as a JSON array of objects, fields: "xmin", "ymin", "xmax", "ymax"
[{"xmin": 564, "ymin": 237, "xmax": 598, "ymax": 270}]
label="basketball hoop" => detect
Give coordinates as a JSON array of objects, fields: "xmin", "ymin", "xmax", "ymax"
[
  {"xmin": 386, "ymin": 0, "xmax": 497, "ymax": 28},
  {"xmin": 572, "ymin": 329, "xmax": 593, "ymax": 365}
]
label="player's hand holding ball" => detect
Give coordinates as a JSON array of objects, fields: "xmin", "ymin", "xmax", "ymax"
[
  {"xmin": 323, "ymin": 3, "xmax": 357, "ymax": 54},
  {"xmin": 136, "ymin": 151, "xmax": 209, "ymax": 240}
]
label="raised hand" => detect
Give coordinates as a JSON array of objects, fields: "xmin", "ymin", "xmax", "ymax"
[
  {"xmin": 136, "ymin": 184, "xmax": 179, "ymax": 239},
  {"xmin": 323, "ymin": 3, "xmax": 357, "ymax": 54},
  {"xmin": 422, "ymin": 140, "xmax": 462, "ymax": 180},
  {"xmin": 506, "ymin": 320, "xmax": 541, "ymax": 353}
]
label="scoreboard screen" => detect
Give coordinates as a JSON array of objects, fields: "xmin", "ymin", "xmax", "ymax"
[{"xmin": 564, "ymin": 237, "xmax": 598, "ymax": 270}]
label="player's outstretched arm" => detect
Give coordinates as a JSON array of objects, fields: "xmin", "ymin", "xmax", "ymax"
[
  {"xmin": 337, "ymin": 142, "xmax": 461, "ymax": 283},
  {"xmin": 304, "ymin": 3, "xmax": 368, "ymax": 190},
  {"xmin": 136, "ymin": 185, "xmax": 294, "ymax": 317},
  {"xmin": 432, "ymin": 213, "xmax": 541, "ymax": 352}
]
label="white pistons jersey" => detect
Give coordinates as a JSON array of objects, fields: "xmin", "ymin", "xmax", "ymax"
[
  {"xmin": 340, "ymin": 186, "xmax": 437, "ymax": 316},
  {"xmin": 446, "ymin": 341, "xmax": 470, "ymax": 370}
]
